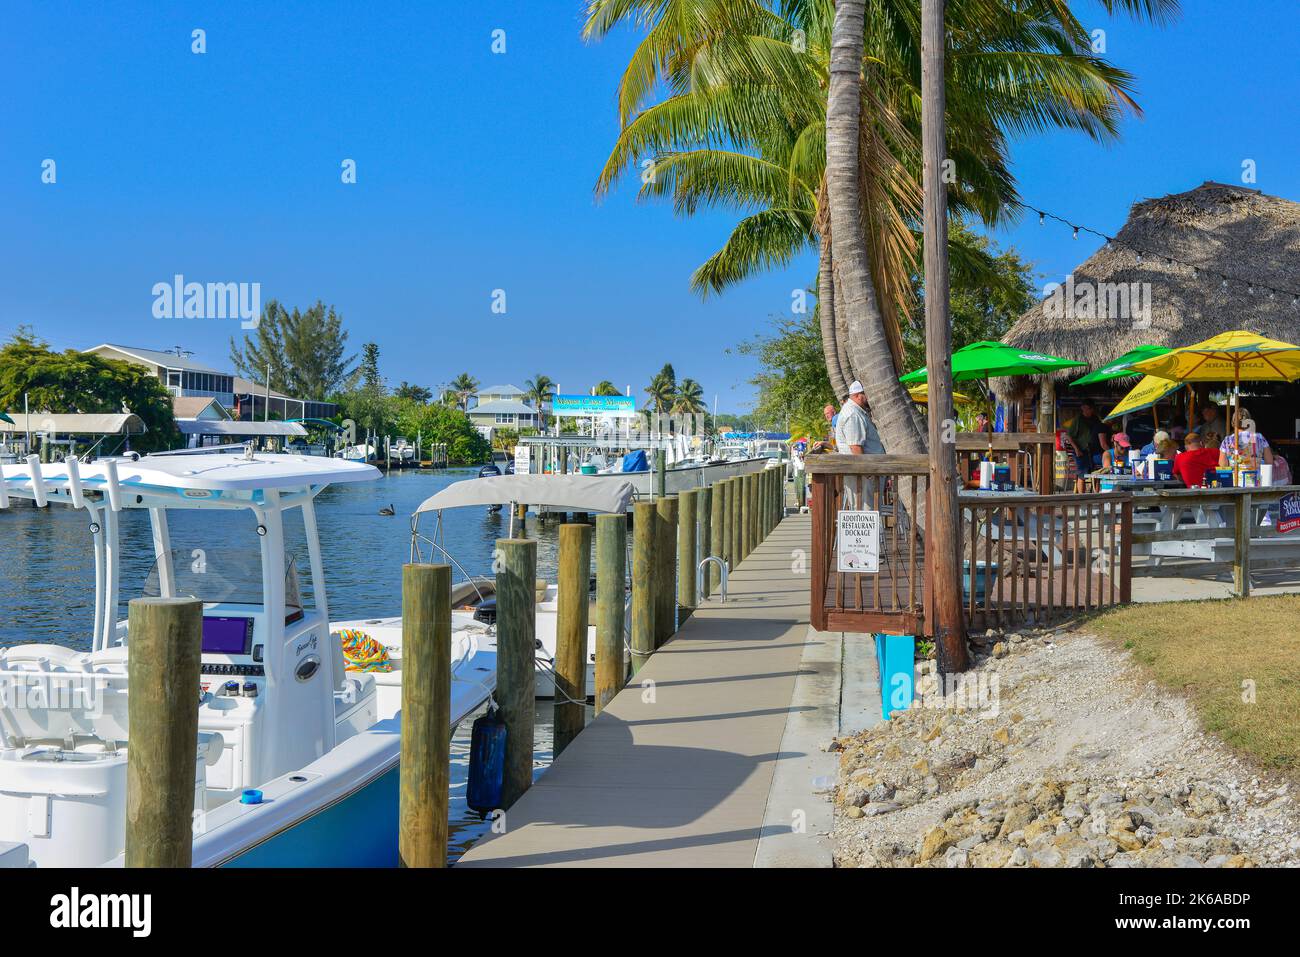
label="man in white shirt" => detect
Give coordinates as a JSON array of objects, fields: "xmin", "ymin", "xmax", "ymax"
[{"xmin": 834, "ymin": 381, "xmax": 884, "ymax": 454}]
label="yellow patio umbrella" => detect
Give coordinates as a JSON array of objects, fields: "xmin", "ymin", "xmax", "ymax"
[
  {"xmin": 907, "ymin": 383, "xmax": 975, "ymax": 406},
  {"xmin": 1131, "ymin": 330, "xmax": 1300, "ymax": 477},
  {"xmin": 1102, "ymin": 375, "xmax": 1185, "ymax": 423}
]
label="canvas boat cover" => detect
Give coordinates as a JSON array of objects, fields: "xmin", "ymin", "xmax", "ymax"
[{"xmin": 414, "ymin": 473, "xmax": 635, "ymax": 515}]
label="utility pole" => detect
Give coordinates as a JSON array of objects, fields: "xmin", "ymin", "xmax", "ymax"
[{"xmin": 921, "ymin": 0, "xmax": 968, "ymax": 673}]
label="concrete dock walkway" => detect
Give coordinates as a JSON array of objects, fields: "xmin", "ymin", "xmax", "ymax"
[{"xmin": 456, "ymin": 512, "xmax": 842, "ymax": 867}]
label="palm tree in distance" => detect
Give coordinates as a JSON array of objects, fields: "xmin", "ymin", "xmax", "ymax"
[
  {"xmin": 524, "ymin": 374, "xmax": 555, "ymax": 432},
  {"xmin": 447, "ymin": 372, "xmax": 479, "ymax": 411},
  {"xmin": 644, "ymin": 370, "xmax": 676, "ymax": 414},
  {"xmin": 594, "ymin": 380, "xmax": 622, "ymax": 396},
  {"xmin": 672, "ymin": 377, "xmax": 706, "ymax": 415}
]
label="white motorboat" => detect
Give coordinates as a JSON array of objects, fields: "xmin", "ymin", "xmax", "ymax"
[
  {"xmin": 403, "ymin": 473, "xmax": 639, "ymax": 698},
  {"xmin": 0, "ymin": 450, "xmax": 495, "ymax": 867},
  {"xmin": 334, "ymin": 442, "xmax": 374, "ymax": 463}
]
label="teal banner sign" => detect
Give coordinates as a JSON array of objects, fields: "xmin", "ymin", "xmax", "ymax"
[{"xmin": 552, "ymin": 394, "xmax": 637, "ymax": 417}]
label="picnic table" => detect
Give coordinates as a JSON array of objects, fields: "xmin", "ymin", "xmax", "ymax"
[
  {"xmin": 1130, "ymin": 484, "xmax": 1300, "ymax": 595},
  {"xmin": 1084, "ymin": 471, "xmax": 1184, "ymax": 493}
]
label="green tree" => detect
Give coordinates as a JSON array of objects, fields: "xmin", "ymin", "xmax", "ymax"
[
  {"xmin": 585, "ymin": 0, "xmax": 1177, "ymax": 451},
  {"xmin": 447, "ymin": 372, "xmax": 479, "ymax": 411},
  {"xmin": 230, "ymin": 299, "xmax": 356, "ymax": 398},
  {"xmin": 593, "ymin": 380, "xmax": 622, "ymax": 396},
  {"xmin": 391, "ymin": 399, "xmax": 490, "ymax": 465},
  {"xmin": 524, "ymin": 374, "xmax": 554, "ymax": 432},
  {"xmin": 395, "ymin": 382, "xmax": 433, "ymax": 404},
  {"xmin": 645, "ymin": 366, "xmax": 676, "ymax": 413},
  {"xmin": 672, "ymin": 377, "xmax": 706, "ymax": 414},
  {"xmin": 0, "ymin": 333, "xmax": 179, "ymax": 453},
  {"xmin": 737, "ymin": 314, "xmax": 833, "ymax": 433}
]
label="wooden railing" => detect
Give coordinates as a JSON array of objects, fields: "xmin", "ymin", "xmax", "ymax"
[
  {"xmin": 807, "ymin": 455, "xmax": 929, "ymax": 635},
  {"xmin": 958, "ymin": 492, "xmax": 1133, "ymax": 631},
  {"xmin": 1131, "ymin": 484, "xmax": 1300, "ymax": 598},
  {"xmin": 808, "ymin": 453, "xmax": 1135, "ymax": 636}
]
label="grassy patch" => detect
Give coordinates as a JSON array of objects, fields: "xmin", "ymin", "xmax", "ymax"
[{"xmin": 1086, "ymin": 596, "xmax": 1300, "ymax": 774}]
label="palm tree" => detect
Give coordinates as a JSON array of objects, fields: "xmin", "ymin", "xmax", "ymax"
[
  {"xmin": 827, "ymin": 0, "xmax": 922, "ymax": 451},
  {"xmin": 593, "ymin": 380, "xmax": 622, "ymax": 396},
  {"xmin": 524, "ymin": 374, "xmax": 554, "ymax": 432},
  {"xmin": 644, "ymin": 371, "xmax": 676, "ymax": 413},
  {"xmin": 447, "ymin": 372, "xmax": 479, "ymax": 411},
  {"xmin": 585, "ymin": 0, "xmax": 1179, "ymax": 449},
  {"xmin": 672, "ymin": 377, "xmax": 707, "ymax": 414}
]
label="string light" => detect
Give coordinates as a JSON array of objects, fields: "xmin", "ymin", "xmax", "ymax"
[{"xmin": 1011, "ymin": 199, "xmax": 1300, "ymax": 301}]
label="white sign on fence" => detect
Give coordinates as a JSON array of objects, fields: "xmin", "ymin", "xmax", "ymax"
[
  {"xmin": 836, "ymin": 510, "xmax": 880, "ymax": 573},
  {"xmin": 513, "ymin": 445, "xmax": 531, "ymax": 475}
]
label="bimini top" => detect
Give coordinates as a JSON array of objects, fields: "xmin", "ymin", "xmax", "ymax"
[
  {"xmin": 415, "ymin": 474, "xmax": 636, "ymax": 515},
  {"xmin": 0, "ymin": 451, "xmax": 380, "ymax": 499}
]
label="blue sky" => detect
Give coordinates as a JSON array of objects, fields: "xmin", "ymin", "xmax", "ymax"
[{"xmin": 2, "ymin": 1, "xmax": 1296, "ymax": 413}]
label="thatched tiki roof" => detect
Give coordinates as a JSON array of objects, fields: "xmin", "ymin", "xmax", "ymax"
[{"xmin": 996, "ymin": 181, "xmax": 1300, "ymax": 399}]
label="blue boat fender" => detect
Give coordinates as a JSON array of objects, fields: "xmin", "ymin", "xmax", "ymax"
[{"xmin": 466, "ymin": 706, "xmax": 507, "ymax": 819}]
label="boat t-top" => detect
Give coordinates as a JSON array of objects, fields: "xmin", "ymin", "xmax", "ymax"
[{"xmin": 0, "ymin": 448, "xmax": 496, "ymax": 867}]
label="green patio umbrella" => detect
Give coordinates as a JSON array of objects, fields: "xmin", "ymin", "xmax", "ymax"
[
  {"xmin": 899, "ymin": 340, "xmax": 1088, "ymax": 385},
  {"xmin": 1069, "ymin": 344, "xmax": 1170, "ymax": 387},
  {"xmin": 900, "ymin": 340, "xmax": 1086, "ymax": 459},
  {"xmin": 0, "ymin": 413, "xmax": 12, "ymax": 425}
]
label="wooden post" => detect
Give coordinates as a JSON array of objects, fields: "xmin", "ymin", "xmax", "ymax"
[
  {"xmin": 747, "ymin": 472, "xmax": 759, "ymax": 554},
  {"xmin": 1234, "ymin": 492, "xmax": 1252, "ymax": 598},
  {"xmin": 678, "ymin": 488, "xmax": 699, "ymax": 614},
  {"xmin": 630, "ymin": 501, "xmax": 657, "ymax": 675},
  {"xmin": 797, "ymin": 467, "xmax": 807, "ymax": 509},
  {"xmin": 920, "ymin": 0, "xmax": 968, "ymax": 673},
  {"xmin": 699, "ymin": 486, "xmax": 714, "ymax": 599},
  {"xmin": 594, "ymin": 513, "xmax": 627, "ymax": 711},
  {"xmin": 554, "ymin": 523, "xmax": 592, "ymax": 756},
  {"xmin": 731, "ymin": 476, "xmax": 744, "ymax": 563},
  {"xmin": 125, "ymin": 597, "xmax": 202, "ymax": 868},
  {"xmin": 654, "ymin": 449, "xmax": 667, "ymax": 498},
  {"xmin": 739, "ymin": 474, "xmax": 751, "ymax": 561},
  {"xmin": 654, "ymin": 495, "xmax": 678, "ymax": 647},
  {"xmin": 496, "ymin": 538, "xmax": 536, "ymax": 808},
  {"xmin": 398, "ymin": 563, "xmax": 451, "ymax": 868}
]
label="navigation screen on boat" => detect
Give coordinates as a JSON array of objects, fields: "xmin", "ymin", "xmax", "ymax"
[{"xmin": 201, "ymin": 616, "xmax": 254, "ymax": 655}]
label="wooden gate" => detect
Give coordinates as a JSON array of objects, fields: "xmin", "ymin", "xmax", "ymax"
[{"xmin": 808, "ymin": 455, "xmax": 929, "ymax": 634}]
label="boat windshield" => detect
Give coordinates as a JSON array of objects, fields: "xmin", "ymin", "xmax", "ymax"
[{"xmin": 141, "ymin": 546, "xmax": 303, "ymax": 617}]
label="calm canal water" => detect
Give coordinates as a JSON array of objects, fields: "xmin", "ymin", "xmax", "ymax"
[{"xmin": 0, "ymin": 467, "xmax": 578, "ymax": 862}]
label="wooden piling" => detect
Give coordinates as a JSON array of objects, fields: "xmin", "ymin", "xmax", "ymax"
[
  {"xmin": 729, "ymin": 476, "xmax": 742, "ymax": 566},
  {"xmin": 750, "ymin": 472, "xmax": 761, "ymax": 547},
  {"xmin": 398, "ymin": 562, "xmax": 451, "ymax": 868},
  {"xmin": 677, "ymin": 489, "xmax": 699, "ymax": 614},
  {"xmin": 594, "ymin": 513, "xmax": 627, "ymax": 711},
  {"xmin": 1234, "ymin": 492, "xmax": 1252, "ymax": 598},
  {"xmin": 630, "ymin": 501, "xmax": 657, "ymax": 675},
  {"xmin": 654, "ymin": 449, "xmax": 667, "ymax": 498},
  {"xmin": 740, "ymin": 473, "xmax": 753, "ymax": 559},
  {"xmin": 554, "ymin": 523, "xmax": 592, "ymax": 756},
  {"xmin": 125, "ymin": 596, "xmax": 202, "ymax": 868},
  {"xmin": 496, "ymin": 538, "xmax": 537, "ymax": 808},
  {"xmin": 714, "ymin": 480, "xmax": 729, "ymax": 589},
  {"xmin": 654, "ymin": 495, "xmax": 678, "ymax": 647},
  {"xmin": 699, "ymin": 486, "xmax": 714, "ymax": 599}
]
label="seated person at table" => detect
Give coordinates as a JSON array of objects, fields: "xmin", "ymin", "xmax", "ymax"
[
  {"xmin": 1172, "ymin": 433, "xmax": 1220, "ymax": 487},
  {"xmin": 1063, "ymin": 400, "xmax": 1111, "ymax": 472},
  {"xmin": 1218, "ymin": 408, "xmax": 1274, "ymax": 468},
  {"xmin": 1100, "ymin": 432, "xmax": 1132, "ymax": 471},
  {"xmin": 1191, "ymin": 402, "xmax": 1227, "ymax": 439},
  {"xmin": 1139, "ymin": 429, "xmax": 1170, "ymax": 457}
]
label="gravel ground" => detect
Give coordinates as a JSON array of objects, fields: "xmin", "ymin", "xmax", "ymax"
[{"xmin": 832, "ymin": 626, "xmax": 1300, "ymax": 868}]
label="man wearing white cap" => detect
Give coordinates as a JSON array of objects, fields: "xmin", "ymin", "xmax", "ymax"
[{"xmin": 835, "ymin": 381, "xmax": 884, "ymax": 455}]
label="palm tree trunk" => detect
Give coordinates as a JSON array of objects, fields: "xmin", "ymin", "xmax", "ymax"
[
  {"xmin": 826, "ymin": 0, "xmax": 925, "ymax": 455},
  {"xmin": 921, "ymin": 0, "xmax": 968, "ymax": 672},
  {"xmin": 818, "ymin": 230, "xmax": 850, "ymax": 402}
]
